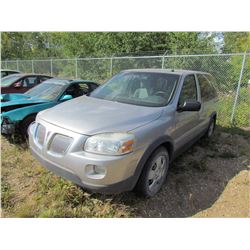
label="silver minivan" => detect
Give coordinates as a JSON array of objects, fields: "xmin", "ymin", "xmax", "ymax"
[{"xmin": 29, "ymin": 69, "xmax": 218, "ymax": 197}]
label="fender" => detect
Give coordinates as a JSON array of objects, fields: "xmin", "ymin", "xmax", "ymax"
[
  {"xmin": 2, "ymin": 102, "xmax": 57, "ymax": 123},
  {"xmin": 130, "ymin": 135, "xmax": 174, "ymax": 189}
]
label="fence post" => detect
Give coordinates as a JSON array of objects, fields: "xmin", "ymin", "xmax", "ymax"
[
  {"xmin": 110, "ymin": 55, "xmax": 114, "ymax": 77},
  {"xmin": 161, "ymin": 50, "xmax": 168, "ymax": 69},
  {"xmin": 16, "ymin": 60, "xmax": 19, "ymax": 71},
  {"xmin": 75, "ymin": 58, "xmax": 78, "ymax": 79},
  {"xmin": 230, "ymin": 51, "xmax": 247, "ymax": 124},
  {"xmin": 110, "ymin": 57, "xmax": 113, "ymax": 77},
  {"xmin": 50, "ymin": 59, "xmax": 53, "ymax": 76},
  {"xmin": 31, "ymin": 60, "xmax": 34, "ymax": 73}
]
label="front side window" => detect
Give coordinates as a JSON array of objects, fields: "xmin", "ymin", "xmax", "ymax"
[
  {"xmin": 178, "ymin": 74, "xmax": 197, "ymax": 106},
  {"xmin": 90, "ymin": 72, "xmax": 180, "ymax": 107},
  {"xmin": 22, "ymin": 76, "xmax": 38, "ymax": 87},
  {"xmin": 79, "ymin": 83, "xmax": 90, "ymax": 94},
  {"xmin": 64, "ymin": 83, "xmax": 87, "ymax": 98}
]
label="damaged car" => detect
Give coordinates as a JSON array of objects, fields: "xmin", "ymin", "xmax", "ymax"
[{"xmin": 1, "ymin": 78, "xmax": 99, "ymax": 136}]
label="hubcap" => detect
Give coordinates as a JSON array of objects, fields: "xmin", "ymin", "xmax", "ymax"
[{"xmin": 148, "ymin": 155, "xmax": 167, "ymax": 193}]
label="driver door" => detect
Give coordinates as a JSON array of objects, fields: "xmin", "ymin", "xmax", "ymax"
[{"xmin": 174, "ymin": 74, "xmax": 200, "ymax": 151}]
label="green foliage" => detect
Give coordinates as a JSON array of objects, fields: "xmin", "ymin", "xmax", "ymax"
[
  {"xmin": 233, "ymin": 88, "xmax": 250, "ymax": 126},
  {"xmin": 217, "ymin": 88, "xmax": 250, "ymax": 127},
  {"xmin": 223, "ymin": 32, "xmax": 250, "ymax": 52},
  {"xmin": 1, "ymin": 32, "xmax": 216, "ymax": 60}
]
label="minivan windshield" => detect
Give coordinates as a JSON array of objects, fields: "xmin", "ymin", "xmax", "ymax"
[{"xmin": 90, "ymin": 72, "xmax": 180, "ymax": 107}]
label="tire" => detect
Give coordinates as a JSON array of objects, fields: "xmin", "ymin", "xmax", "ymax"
[
  {"xmin": 134, "ymin": 147, "xmax": 169, "ymax": 198},
  {"xmin": 204, "ymin": 117, "xmax": 216, "ymax": 139},
  {"xmin": 20, "ymin": 114, "xmax": 36, "ymax": 138}
]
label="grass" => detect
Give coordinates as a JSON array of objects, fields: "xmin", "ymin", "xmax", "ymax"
[
  {"xmin": 1, "ymin": 125, "xmax": 250, "ymax": 218},
  {"xmin": 217, "ymin": 88, "xmax": 250, "ymax": 127},
  {"xmin": 219, "ymin": 151, "xmax": 237, "ymax": 159},
  {"xmin": 1, "ymin": 138, "xmax": 132, "ymax": 217},
  {"xmin": 1, "ymin": 178, "xmax": 12, "ymax": 210}
]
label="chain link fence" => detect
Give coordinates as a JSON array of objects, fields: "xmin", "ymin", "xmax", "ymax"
[{"xmin": 2, "ymin": 52, "xmax": 250, "ymax": 127}]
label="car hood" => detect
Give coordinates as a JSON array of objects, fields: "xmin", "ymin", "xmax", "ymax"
[
  {"xmin": 1, "ymin": 94, "xmax": 49, "ymax": 111},
  {"xmin": 39, "ymin": 96, "xmax": 163, "ymax": 135},
  {"xmin": 0, "ymin": 93, "xmax": 30, "ymax": 102}
]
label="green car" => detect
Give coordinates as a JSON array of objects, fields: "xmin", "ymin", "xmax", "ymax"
[{"xmin": 1, "ymin": 78, "xmax": 99, "ymax": 136}]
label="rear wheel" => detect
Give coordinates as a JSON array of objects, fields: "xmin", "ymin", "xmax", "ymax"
[
  {"xmin": 20, "ymin": 114, "xmax": 36, "ymax": 138},
  {"xmin": 204, "ymin": 117, "xmax": 216, "ymax": 138},
  {"xmin": 134, "ymin": 147, "xmax": 169, "ymax": 198}
]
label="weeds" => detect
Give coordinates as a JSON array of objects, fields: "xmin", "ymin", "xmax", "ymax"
[
  {"xmin": 188, "ymin": 159, "xmax": 207, "ymax": 172},
  {"xmin": 1, "ymin": 178, "xmax": 13, "ymax": 210},
  {"xmin": 1, "ymin": 124, "xmax": 250, "ymax": 218},
  {"xmin": 219, "ymin": 151, "xmax": 237, "ymax": 159}
]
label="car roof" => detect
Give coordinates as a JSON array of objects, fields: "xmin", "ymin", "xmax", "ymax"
[
  {"xmin": 44, "ymin": 78, "xmax": 99, "ymax": 85},
  {"xmin": 71, "ymin": 79, "xmax": 99, "ymax": 85},
  {"xmin": 1, "ymin": 69, "xmax": 20, "ymax": 72},
  {"xmin": 122, "ymin": 69, "xmax": 211, "ymax": 76},
  {"xmin": 3, "ymin": 73, "xmax": 52, "ymax": 78}
]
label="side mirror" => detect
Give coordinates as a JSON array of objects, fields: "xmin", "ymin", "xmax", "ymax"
[
  {"xmin": 177, "ymin": 100, "xmax": 201, "ymax": 112},
  {"xmin": 60, "ymin": 94, "xmax": 73, "ymax": 101},
  {"xmin": 13, "ymin": 82, "xmax": 22, "ymax": 88}
]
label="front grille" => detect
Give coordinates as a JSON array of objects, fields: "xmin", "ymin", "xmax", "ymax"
[
  {"xmin": 48, "ymin": 134, "xmax": 73, "ymax": 155},
  {"xmin": 36, "ymin": 124, "xmax": 46, "ymax": 146}
]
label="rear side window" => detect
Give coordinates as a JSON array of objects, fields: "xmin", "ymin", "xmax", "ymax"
[
  {"xmin": 179, "ymin": 74, "xmax": 197, "ymax": 106},
  {"xmin": 197, "ymin": 74, "xmax": 217, "ymax": 102},
  {"xmin": 1, "ymin": 72, "xmax": 7, "ymax": 78},
  {"xmin": 39, "ymin": 76, "xmax": 51, "ymax": 82}
]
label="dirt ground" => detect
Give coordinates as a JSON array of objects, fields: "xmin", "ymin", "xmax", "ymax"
[{"xmin": 1, "ymin": 126, "xmax": 250, "ymax": 218}]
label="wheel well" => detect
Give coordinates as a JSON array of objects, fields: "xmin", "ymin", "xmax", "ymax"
[
  {"xmin": 161, "ymin": 141, "xmax": 174, "ymax": 161},
  {"xmin": 19, "ymin": 113, "xmax": 37, "ymax": 128},
  {"xmin": 131, "ymin": 138, "xmax": 174, "ymax": 190},
  {"xmin": 211, "ymin": 112, "xmax": 217, "ymax": 121},
  {"xmin": 22, "ymin": 113, "xmax": 37, "ymax": 122}
]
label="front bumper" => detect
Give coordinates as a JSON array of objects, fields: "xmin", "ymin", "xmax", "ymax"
[
  {"xmin": 30, "ymin": 147, "xmax": 136, "ymax": 194},
  {"xmin": 29, "ymin": 120, "xmax": 143, "ymax": 194}
]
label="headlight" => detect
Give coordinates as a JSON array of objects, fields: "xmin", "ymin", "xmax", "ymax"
[
  {"xmin": 28, "ymin": 121, "xmax": 37, "ymax": 136},
  {"xmin": 84, "ymin": 133, "xmax": 135, "ymax": 155}
]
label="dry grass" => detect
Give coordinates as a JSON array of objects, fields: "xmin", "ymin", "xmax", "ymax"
[
  {"xmin": 1, "ymin": 139, "xmax": 132, "ymax": 218},
  {"xmin": 1, "ymin": 126, "xmax": 250, "ymax": 218}
]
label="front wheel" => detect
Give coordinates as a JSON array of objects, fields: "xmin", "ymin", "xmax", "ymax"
[
  {"xmin": 134, "ymin": 147, "xmax": 169, "ymax": 198},
  {"xmin": 20, "ymin": 114, "xmax": 36, "ymax": 138}
]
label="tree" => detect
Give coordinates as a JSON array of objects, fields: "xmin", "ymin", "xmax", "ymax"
[
  {"xmin": 1, "ymin": 32, "xmax": 216, "ymax": 60},
  {"xmin": 223, "ymin": 32, "xmax": 250, "ymax": 52}
]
